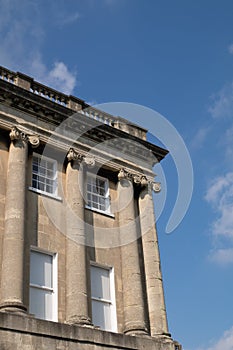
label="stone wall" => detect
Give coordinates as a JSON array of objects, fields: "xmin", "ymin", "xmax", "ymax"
[
  {"xmin": 0, "ymin": 134, "xmax": 8, "ymax": 301},
  {"xmin": 0, "ymin": 313, "xmax": 179, "ymax": 350}
]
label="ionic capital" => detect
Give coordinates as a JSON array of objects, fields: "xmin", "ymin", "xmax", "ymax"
[
  {"xmin": 83, "ymin": 155, "xmax": 95, "ymax": 168},
  {"xmin": 28, "ymin": 135, "xmax": 40, "ymax": 148},
  {"xmin": 9, "ymin": 126, "xmax": 27, "ymax": 142},
  {"xmin": 152, "ymin": 182, "xmax": 161, "ymax": 192},
  {"xmin": 9, "ymin": 126, "xmax": 40, "ymax": 147},
  {"xmin": 133, "ymin": 175, "xmax": 141, "ymax": 185},
  {"xmin": 118, "ymin": 168, "xmax": 130, "ymax": 181},
  {"xmin": 67, "ymin": 148, "xmax": 83, "ymax": 163},
  {"xmin": 118, "ymin": 169, "xmax": 153, "ymax": 188},
  {"xmin": 140, "ymin": 176, "xmax": 148, "ymax": 186},
  {"xmin": 146, "ymin": 181, "xmax": 161, "ymax": 193}
]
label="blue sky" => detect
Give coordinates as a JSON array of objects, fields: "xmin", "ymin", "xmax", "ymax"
[{"xmin": 1, "ymin": 1, "xmax": 233, "ymax": 349}]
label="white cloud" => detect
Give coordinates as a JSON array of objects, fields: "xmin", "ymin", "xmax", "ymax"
[
  {"xmin": 205, "ymin": 173, "xmax": 233, "ymax": 239},
  {"xmin": 25, "ymin": 55, "xmax": 76, "ymax": 95},
  {"xmin": 208, "ymin": 248, "xmax": 233, "ymax": 265},
  {"xmin": 208, "ymin": 82, "xmax": 233, "ymax": 119},
  {"xmin": 204, "ymin": 117, "xmax": 233, "ymax": 264},
  {"xmin": 56, "ymin": 12, "xmax": 81, "ymax": 26},
  {"xmin": 0, "ymin": 0, "xmax": 77, "ymax": 95},
  {"xmin": 208, "ymin": 43, "xmax": 233, "ymax": 119},
  {"xmin": 196, "ymin": 326, "xmax": 233, "ymax": 350},
  {"xmin": 47, "ymin": 62, "xmax": 76, "ymax": 95},
  {"xmin": 228, "ymin": 43, "xmax": 233, "ymax": 55},
  {"xmin": 205, "ymin": 173, "xmax": 233, "ymax": 264},
  {"xmin": 190, "ymin": 126, "xmax": 211, "ymax": 149},
  {"xmin": 205, "ymin": 174, "xmax": 232, "ymax": 203}
]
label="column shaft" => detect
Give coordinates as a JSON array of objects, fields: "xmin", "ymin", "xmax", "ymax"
[
  {"xmin": 0, "ymin": 137, "xmax": 28, "ymax": 312},
  {"xmin": 139, "ymin": 186, "xmax": 169, "ymax": 336},
  {"xmin": 66, "ymin": 159, "xmax": 91, "ymax": 325},
  {"xmin": 118, "ymin": 176, "xmax": 148, "ymax": 335}
]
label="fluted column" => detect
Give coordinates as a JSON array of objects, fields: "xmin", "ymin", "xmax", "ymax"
[
  {"xmin": 65, "ymin": 148, "xmax": 91, "ymax": 325},
  {"xmin": 118, "ymin": 169, "xmax": 148, "ymax": 335},
  {"xmin": 139, "ymin": 181, "xmax": 169, "ymax": 337},
  {"xmin": 0, "ymin": 127, "xmax": 39, "ymax": 313}
]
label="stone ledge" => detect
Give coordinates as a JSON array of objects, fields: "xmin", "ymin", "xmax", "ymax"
[{"xmin": 0, "ymin": 312, "xmax": 178, "ymax": 350}]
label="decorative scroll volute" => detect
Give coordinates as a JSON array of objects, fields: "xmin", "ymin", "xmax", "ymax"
[
  {"xmin": 28, "ymin": 135, "xmax": 40, "ymax": 148},
  {"xmin": 140, "ymin": 176, "xmax": 148, "ymax": 187},
  {"xmin": 9, "ymin": 126, "xmax": 27, "ymax": 141},
  {"xmin": 9, "ymin": 126, "xmax": 40, "ymax": 147},
  {"xmin": 67, "ymin": 148, "xmax": 83, "ymax": 163},
  {"xmin": 152, "ymin": 182, "xmax": 161, "ymax": 193},
  {"xmin": 67, "ymin": 149, "xmax": 96, "ymax": 168},
  {"xmin": 118, "ymin": 168, "xmax": 129, "ymax": 181},
  {"xmin": 83, "ymin": 155, "xmax": 95, "ymax": 168}
]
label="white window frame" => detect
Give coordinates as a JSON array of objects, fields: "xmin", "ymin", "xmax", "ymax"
[
  {"xmin": 86, "ymin": 173, "xmax": 112, "ymax": 216},
  {"xmin": 90, "ymin": 262, "xmax": 117, "ymax": 332},
  {"xmin": 29, "ymin": 247, "xmax": 58, "ymax": 322},
  {"xmin": 29, "ymin": 153, "xmax": 59, "ymax": 199}
]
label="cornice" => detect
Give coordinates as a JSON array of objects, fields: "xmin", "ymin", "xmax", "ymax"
[
  {"xmin": 0, "ymin": 112, "xmax": 157, "ymax": 180},
  {"xmin": 0, "ymin": 78, "xmax": 168, "ymax": 170}
]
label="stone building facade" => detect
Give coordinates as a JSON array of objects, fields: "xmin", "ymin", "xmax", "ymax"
[{"xmin": 0, "ymin": 66, "xmax": 181, "ymax": 349}]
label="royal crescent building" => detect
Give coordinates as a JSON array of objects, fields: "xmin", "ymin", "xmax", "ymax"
[{"xmin": 0, "ymin": 66, "xmax": 181, "ymax": 350}]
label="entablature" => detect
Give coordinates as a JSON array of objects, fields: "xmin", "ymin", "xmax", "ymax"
[{"xmin": 0, "ymin": 66, "xmax": 168, "ymax": 177}]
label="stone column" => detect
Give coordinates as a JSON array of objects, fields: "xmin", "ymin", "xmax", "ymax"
[
  {"xmin": 65, "ymin": 149, "xmax": 91, "ymax": 325},
  {"xmin": 0, "ymin": 127, "xmax": 39, "ymax": 313},
  {"xmin": 139, "ymin": 181, "xmax": 169, "ymax": 337},
  {"xmin": 118, "ymin": 169, "xmax": 148, "ymax": 335}
]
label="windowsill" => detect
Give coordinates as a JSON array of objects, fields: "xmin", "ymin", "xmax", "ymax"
[
  {"xmin": 85, "ymin": 205, "xmax": 115, "ymax": 218},
  {"xmin": 28, "ymin": 187, "xmax": 62, "ymax": 202}
]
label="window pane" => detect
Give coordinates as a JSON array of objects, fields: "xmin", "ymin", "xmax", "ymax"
[
  {"xmin": 91, "ymin": 266, "xmax": 110, "ymax": 300},
  {"xmin": 46, "ymin": 169, "xmax": 54, "ymax": 178},
  {"xmin": 32, "ymin": 179, "xmax": 37, "ymax": 188},
  {"xmin": 32, "ymin": 154, "xmax": 57, "ymax": 195},
  {"xmin": 38, "ymin": 176, "xmax": 45, "ymax": 183},
  {"xmin": 46, "ymin": 185, "xmax": 53, "ymax": 194},
  {"xmin": 92, "ymin": 300, "xmax": 111, "ymax": 331},
  {"xmin": 39, "ymin": 167, "xmax": 46, "ymax": 176},
  {"xmin": 100, "ymin": 197, "xmax": 105, "ymax": 206},
  {"xmin": 32, "ymin": 163, "xmax": 38, "ymax": 172},
  {"xmin": 38, "ymin": 182, "xmax": 45, "ymax": 191},
  {"xmin": 46, "ymin": 161, "xmax": 54, "ymax": 171},
  {"xmin": 30, "ymin": 251, "xmax": 52, "ymax": 288},
  {"xmin": 92, "ymin": 185, "xmax": 97, "ymax": 194},
  {"xmin": 86, "ymin": 175, "xmax": 110, "ymax": 213},
  {"xmin": 97, "ymin": 179, "xmax": 105, "ymax": 195},
  {"xmin": 92, "ymin": 195, "xmax": 98, "ymax": 203},
  {"xmin": 29, "ymin": 287, "xmax": 53, "ymax": 321}
]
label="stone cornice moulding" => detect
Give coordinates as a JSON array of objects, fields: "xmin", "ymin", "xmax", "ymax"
[
  {"xmin": 0, "ymin": 82, "xmax": 168, "ymax": 163},
  {"xmin": 0, "ymin": 114, "xmax": 156, "ymax": 181},
  {"xmin": 66, "ymin": 149, "xmax": 157, "ymax": 184},
  {"xmin": 0, "ymin": 112, "xmax": 156, "ymax": 180},
  {"xmin": 0, "ymin": 104, "xmax": 157, "ymax": 171}
]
